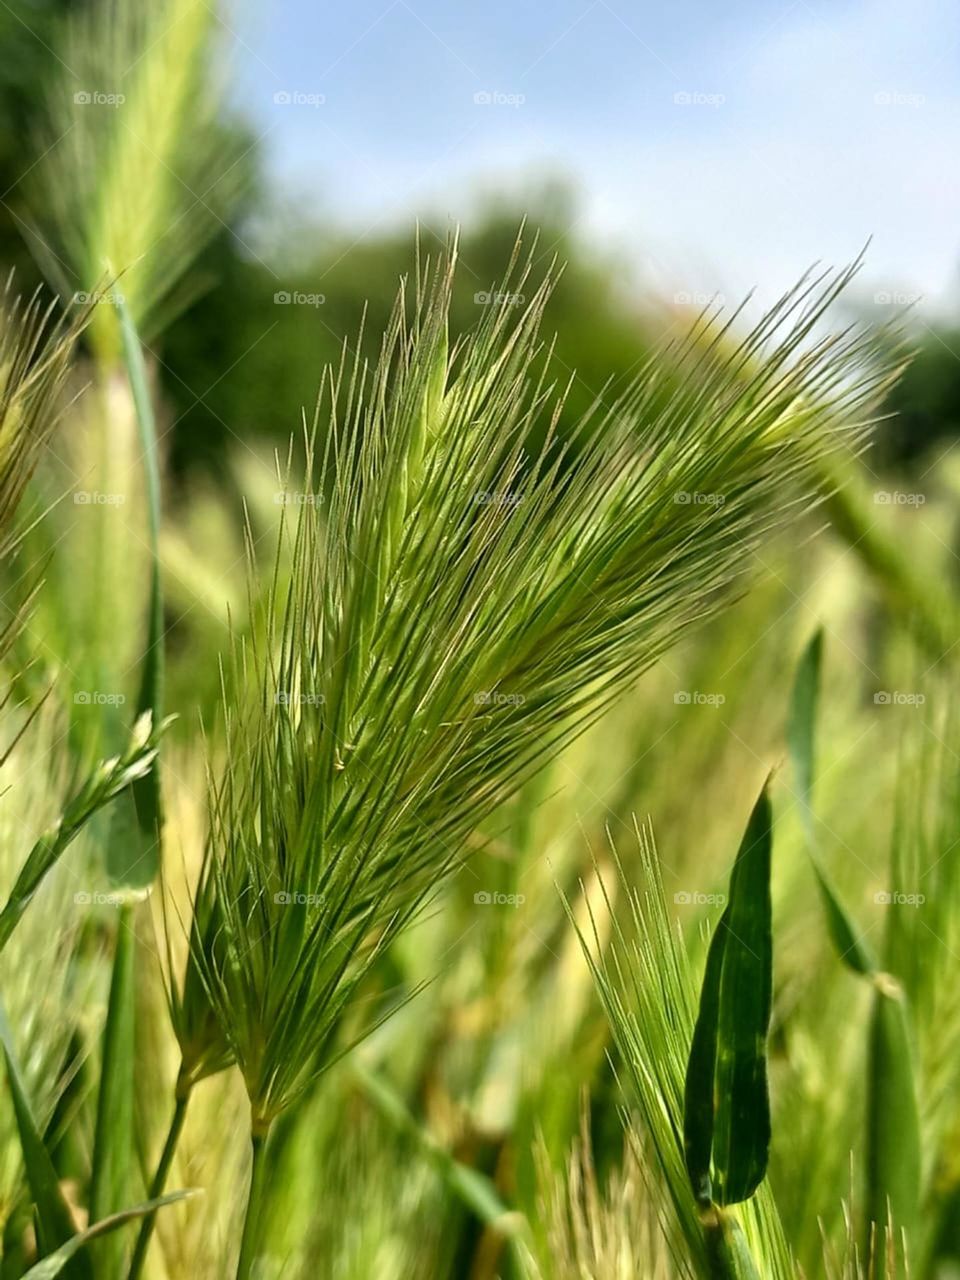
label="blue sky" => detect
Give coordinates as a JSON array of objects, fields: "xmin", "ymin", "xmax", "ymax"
[{"xmin": 224, "ymin": 0, "xmax": 958, "ymax": 311}]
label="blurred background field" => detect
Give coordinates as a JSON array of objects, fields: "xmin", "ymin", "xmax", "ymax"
[
  {"xmin": 0, "ymin": 2, "xmax": 959, "ymax": 1279},
  {"xmin": 3, "ymin": 0, "xmax": 960, "ymax": 482}
]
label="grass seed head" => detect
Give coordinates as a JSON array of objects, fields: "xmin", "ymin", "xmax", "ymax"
[{"xmin": 188, "ymin": 238, "xmax": 895, "ymax": 1129}]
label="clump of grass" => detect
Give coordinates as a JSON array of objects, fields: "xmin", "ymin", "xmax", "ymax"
[
  {"xmin": 0, "ymin": 273, "xmax": 83, "ymax": 564},
  {"xmin": 571, "ymin": 815, "xmax": 793, "ymax": 1278},
  {"xmin": 787, "ymin": 632, "xmax": 909, "ymax": 1269},
  {"xmin": 0, "ymin": 31, "xmax": 926, "ymax": 1261},
  {"xmin": 569, "ymin": 614, "xmax": 960, "ymax": 1280},
  {"xmin": 0, "ymin": 276, "xmax": 168, "ymax": 957},
  {"xmin": 525, "ymin": 1105, "xmax": 675, "ymax": 1280},
  {"xmin": 0, "ymin": 702, "xmax": 102, "ymax": 1223},
  {"xmin": 0, "ymin": 710, "xmax": 164, "ymax": 954}
]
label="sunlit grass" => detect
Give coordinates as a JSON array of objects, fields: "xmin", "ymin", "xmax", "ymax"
[{"xmin": 0, "ymin": 2, "xmax": 957, "ymax": 1279}]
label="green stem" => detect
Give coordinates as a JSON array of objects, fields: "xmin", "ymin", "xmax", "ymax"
[
  {"xmin": 702, "ymin": 1206, "xmax": 762, "ymax": 1280},
  {"xmin": 116, "ymin": 297, "xmax": 165, "ymax": 887},
  {"xmin": 88, "ymin": 906, "xmax": 137, "ymax": 1277},
  {"xmin": 126, "ymin": 1083, "xmax": 192, "ymax": 1280},
  {"xmin": 354, "ymin": 1063, "xmax": 529, "ymax": 1265},
  {"xmin": 235, "ymin": 1127, "xmax": 270, "ymax": 1280}
]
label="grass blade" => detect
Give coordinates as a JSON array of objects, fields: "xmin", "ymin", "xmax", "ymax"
[
  {"xmin": 787, "ymin": 627, "xmax": 822, "ymax": 835},
  {"xmin": 787, "ymin": 628, "xmax": 876, "ymax": 976},
  {"xmin": 787, "ymin": 629, "xmax": 920, "ymax": 1266},
  {"xmin": 812, "ymin": 864, "xmax": 877, "ymax": 977},
  {"xmin": 684, "ymin": 782, "xmax": 773, "ymax": 1208},
  {"xmin": 88, "ymin": 914, "xmax": 138, "ymax": 1279},
  {"xmin": 865, "ymin": 975, "xmax": 921, "ymax": 1274},
  {"xmin": 83, "ymin": 302, "xmax": 164, "ymax": 1275},
  {"xmin": 0, "ymin": 1004, "xmax": 92, "ymax": 1280},
  {"xmin": 106, "ymin": 299, "xmax": 164, "ymax": 890},
  {"xmin": 354, "ymin": 1063, "xmax": 527, "ymax": 1243},
  {"xmin": 0, "ymin": 716, "xmax": 161, "ymax": 953},
  {"xmin": 21, "ymin": 1192, "xmax": 198, "ymax": 1280}
]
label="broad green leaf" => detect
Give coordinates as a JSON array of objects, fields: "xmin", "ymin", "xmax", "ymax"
[
  {"xmin": 787, "ymin": 628, "xmax": 876, "ymax": 976},
  {"xmin": 865, "ymin": 975, "xmax": 921, "ymax": 1270},
  {"xmin": 0, "ymin": 1005, "xmax": 92, "ymax": 1280},
  {"xmin": 684, "ymin": 904, "xmax": 730, "ymax": 1205},
  {"xmin": 21, "ymin": 1191, "xmax": 197, "ymax": 1280},
  {"xmin": 684, "ymin": 782, "xmax": 773, "ymax": 1208},
  {"xmin": 88, "ymin": 913, "xmax": 137, "ymax": 1278}
]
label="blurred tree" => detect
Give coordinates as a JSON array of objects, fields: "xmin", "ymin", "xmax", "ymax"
[
  {"xmin": 0, "ymin": 7, "xmax": 661, "ymax": 501},
  {"xmin": 878, "ymin": 326, "xmax": 960, "ymax": 467},
  {"xmin": 4, "ymin": 4, "xmax": 953, "ymax": 487},
  {"xmin": 0, "ymin": 0, "xmax": 73, "ymax": 288},
  {"xmin": 159, "ymin": 184, "xmax": 658, "ymax": 480}
]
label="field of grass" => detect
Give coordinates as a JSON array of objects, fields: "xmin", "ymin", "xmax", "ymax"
[{"xmin": 0, "ymin": 2, "xmax": 958, "ymax": 1279}]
